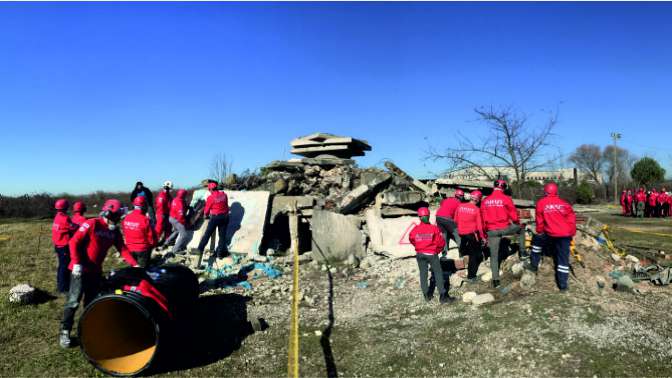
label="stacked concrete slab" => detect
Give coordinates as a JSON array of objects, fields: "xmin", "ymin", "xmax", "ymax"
[{"xmin": 291, "ymin": 132, "xmax": 372, "ymax": 159}]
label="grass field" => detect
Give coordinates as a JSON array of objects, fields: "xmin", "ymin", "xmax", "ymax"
[{"xmin": 2, "ymin": 215, "xmax": 672, "ymax": 377}]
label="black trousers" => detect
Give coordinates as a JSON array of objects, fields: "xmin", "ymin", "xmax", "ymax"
[
  {"xmin": 61, "ymin": 273, "xmax": 101, "ymax": 331},
  {"xmin": 54, "ymin": 246, "xmax": 71, "ymax": 293},
  {"xmin": 416, "ymin": 253, "xmax": 446, "ymax": 297},
  {"xmin": 198, "ymin": 213, "xmax": 229, "ymax": 256},
  {"xmin": 459, "ymin": 234, "xmax": 483, "ymax": 279},
  {"xmin": 131, "ymin": 250, "xmax": 151, "ymax": 268}
]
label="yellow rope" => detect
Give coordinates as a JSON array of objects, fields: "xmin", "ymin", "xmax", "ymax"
[{"xmin": 287, "ymin": 209, "xmax": 300, "ymax": 378}]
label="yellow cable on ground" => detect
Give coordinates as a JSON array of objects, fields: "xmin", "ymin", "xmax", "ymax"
[
  {"xmin": 287, "ymin": 206, "xmax": 300, "ymax": 378},
  {"xmin": 620, "ymin": 227, "xmax": 672, "ymax": 238}
]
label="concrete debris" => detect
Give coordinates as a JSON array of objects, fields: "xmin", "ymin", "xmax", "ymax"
[
  {"xmin": 291, "ymin": 132, "xmax": 372, "ymax": 159},
  {"xmin": 520, "ymin": 271, "xmax": 536, "ymax": 289},
  {"xmin": 511, "ymin": 262, "xmax": 525, "ymax": 278},
  {"xmin": 480, "ymin": 270, "xmax": 503, "ymax": 282},
  {"xmin": 312, "ymin": 210, "xmax": 365, "ymax": 262},
  {"xmin": 624, "ymin": 255, "xmax": 640, "ymax": 264},
  {"xmin": 384, "ymin": 161, "xmax": 432, "ymax": 194},
  {"xmin": 339, "ymin": 172, "xmax": 392, "ymax": 214},
  {"xmin": 595, "ymin": 275, "xmax": 606, "ymax": 289},
  {"xmin": 471, "ymin": 293, "xmax": 495, "ymax": 306},
  {"xmin": 381, "ymin": 191, "xmax": 426, "ymax": 206},
  {"xmin": 346, "ymin": 254, "xmax": 360, "ymax": 268},
  {"xmin": 8, "ymin": 284, "xmax": 35, "ymax": 304},
  {"xmin": 450, "ymin": 273, "xmax": 464, "ymax": 289},
  {"xmin": 462, "ymin": 291, "xmax": 478, "ymax": 303}
]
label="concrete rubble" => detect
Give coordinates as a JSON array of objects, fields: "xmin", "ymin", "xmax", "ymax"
[{"xmin": 8, "ymin": 284, "xmax": 35, "ymax": 304}]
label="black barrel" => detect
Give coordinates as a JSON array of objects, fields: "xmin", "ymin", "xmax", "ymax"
[{"xmin": 78, "ymin": 265, "xmax": 198, "ymax": 376}]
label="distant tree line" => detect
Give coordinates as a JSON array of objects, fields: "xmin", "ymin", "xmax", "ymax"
[{"xmin": 0, "ymin": 191, "xmax": 130, "ymax": 219}]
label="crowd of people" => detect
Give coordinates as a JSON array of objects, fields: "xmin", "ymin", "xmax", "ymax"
[
  {"xmin": 409, "ymin": 180, "xmax": 576, "ymax": 303},
  {"xmin": 620, "ymin": 188, "xmax": 671, "ymax": 218},
  {"xmin": 51, "ymin": 178, "xmax": 230, "ymax": 348}
]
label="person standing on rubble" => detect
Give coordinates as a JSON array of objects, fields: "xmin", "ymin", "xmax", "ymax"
[
  {"xmin": 71, "ymin": 201, "xmax": 88, "ymax": 226},
  {"xmin": 409, "ymin": 207, "xmax": 453, "ymax": 303},
  {"xmin": 436, "ymin": 189, "xmax": 463, "ymax": 253},
  {"xmin": 165, "ymin": 189, "xmax": 190, "ymax": 254},
  {"xmin": 188, "ymin": 179, "xmax": 215, "ymax": 226},
  {"xmin": 480, "ymin": 180, "xmax": 525, "ymax": 288},
  {"xmin": 154, "ymin": 180, "xmax": 173, "ymax": 245},
  {"xmin": 121, "ymin": 196, "xmax": 156, "ymax": 267},
  {"xmin": 52, "ymin": 199, "xmax": 78, "ymax": 294},
  {"xmin": 527, "ymin": 182, "xmax": 576, "ymax": 292},
  {"xmin": 59, "ymin": 199, "xmax": 139, "ymax": 348},
  {"xmin": 130, "ymin": 181, "xmax": 155, "ymax": 221},
  {"xmin": 454, "ymin": 191, "xmax": 486, "ymax": 283},
  {"xmin": 194, "ymin": 182, "xmax": 230, "ymax": 260}
]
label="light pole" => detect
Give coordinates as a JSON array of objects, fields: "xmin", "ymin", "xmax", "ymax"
[{"xmin": 611, "ymin": 132, "xmax": 622, "ymax": 204}]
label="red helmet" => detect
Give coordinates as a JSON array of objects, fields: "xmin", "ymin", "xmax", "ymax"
[
  {"xmin": 132, "ymin": 196, "xmax": 147, "ymax": 208},
  {"xmin": 494, "ymin": 179, "xmax": 508, "ymax": 190},
  {"xmin": 470, "ymin": 190, "xmax": 482, "ymax": 202},
  {"xmin": 73, "ymin": 201, "xmax": 86, "ymax": 213},
  {"xmin": 208, "ymin": 182, "xmax": 218, "ymax": 191},
  {"xmin": 102, "ymin": 199, "xmax": 123, "ymax": 221},
  {"xmin": 544, "ymin": 182, "xmax": 558, "ymax": 196},
  {"xmin": 454, "ymin": 189, "xmax": 465, "ymax": 199},
  {"xmin": 417, "ymin": 207, "xmax": 430, "ymax": 217},
  {"xmin": 54, "ymin": 199, "xmax": 69, "ymax": 211},
  {"xmin": 176, "ymin": 189, "xmax": 187, "ymax": 198}
]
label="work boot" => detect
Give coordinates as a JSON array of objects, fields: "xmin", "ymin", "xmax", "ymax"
[
  {"xmin": 423, "ymin": 293, "xmax": 433, "ymax": 302},
  {"xmin": 523, "ymin": 261, "xmax": 538, "ymax": 273},
  {"xmin": 59, "ymin": 330, "xmax": 71, "ymax": 349},
  {"xmin": 188, "ymin": 248, "xmax": 201, "ymax": 256},
  {"xmin": 439, "ymin": 294, "xmax": 456, "ymax": 304},
  {"xmin": 492, "ymin": 279, "xmax": 500, "ymax": 288}
]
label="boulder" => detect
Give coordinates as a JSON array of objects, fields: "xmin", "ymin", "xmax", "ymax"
[
  {"xmin": 449, "ymin": 274, "xmax": 464, "ymax": 289},
  {"xmin": 8, "ymin": 284, "xmax": 35, "ymax": 305},
  {"xmin": 471, "ymin": 293, "xmax": 495, "ymax": 306},
  {"xmin": 520, "ymin": 271, "xmax": 536, "ymax": 289},
  {"xmin": 511, "ymin": 262, "xmax": 525, "ymax": 278},
  {"xmin": 462, "ymin": 291, "xmax": 478, "ymax": 303}
]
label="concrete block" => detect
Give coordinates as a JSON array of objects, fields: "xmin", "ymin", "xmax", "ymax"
[
  {"xmin": 462, "ymin": 291, "xmax": 478, "ymax": 303},
  {"xmin": 472, "ymin": 293, "xmax": 495, "ymax": 306},
  {"xmin": 311, "ymin": 209, "xmax": 364, "ymax": 262},
  {"xmin": 381, "ymin": 191, "xmax": 425, "ymax": 206},
  {"xmin": 339, "ymin": 173, "xmax": 391, "ymax": 214},
  {"xmin": 270, "ymin": 195, "xmax": 315, "ymax": 223}
]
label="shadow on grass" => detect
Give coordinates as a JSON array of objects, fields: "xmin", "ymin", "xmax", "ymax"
[{"xmin": 311, "ymin": 238, "xmax": 338, "ymax": 378}]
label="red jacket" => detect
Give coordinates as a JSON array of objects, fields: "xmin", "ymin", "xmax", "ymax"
[
  {"xmin": 626, "ymin": 194, "xmax": 633, "ymax": 206},
  {"xmin": 658, "ymin": 192, "xmax": 668, "ymax": 205},
  {"xmin": 155, "ymin": 190, "xmax": 172, "ymax": 216},
  {"xmin": 535, "ymin": 194, "xmax": 576, "ymax": 238},
  {"xmin": 409, "ymin": 222, "xmax": 445, "ymax": 254},
  {"xmin": 436, "ymin": 197, "xmax": 460, "ymax": 219},
  {"xmin": 620, "ymin": 192, "xmax": 626, "ymax": 206},
  {"xmin": 169, "ymin": 195, "xmax": 187, "ymax": 224},
  {"xmin": 454, "ymin": 202, "xmax": 485, "ymax": 239},
  {"xmin": 204, "ymin": 190, "xmax": 229, "ymax": 216},
  {"xmin": 649, "ymin": 191, "xmax": 658, "ymax": 206},
  {"xmin": 122, "ymin": 209, "xmax": 157, "ymax": 252},
  {"xmin": 69, "ymin": 218, "xmax": 138, "ymax": 273},
  {"xmin": 52, "ymin": 212, "xmax": 77, "ymax": 248},
  {"xmin": 636, "ymin": 191, "xmax": 647, "ymax": 203},
  {"xmin": 72, "ymin": 212, "xmax": 87, "ymax": 227},
  {"xmin": 480, "ymin": 189, "xmax": 519, "ymax": 232}
]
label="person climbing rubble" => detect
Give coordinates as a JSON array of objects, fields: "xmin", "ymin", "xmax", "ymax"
[
  {"xmin": 454, "ymin": 190, "xmax": 486, "ymax": 284},
  {"xmin": 165, "ymin": 189, "xmax": 190, "ymax": 254},
  {"xmin": 436, "ymin": 189, "xmax": 463, "ymax": 253},
  {"xmin": 527, "ymin": 182, "xmax": 576, "ymax": 292},
  {"xmin": 52, "ymin": 199, "xmax": 78, "ymax": 294},
  {"xmin": 59, "ymin": 199, "xmax": 139, "ymax": 348},
  {"xmin": 481, "ymin": 179, "xmax": 526, "ymax": 288},
  {"xmin": 409, "ymin": 207, "xmax": 454, "ymax": 304},
  {"xmin": 155, "ymin": 180, "xmax": 173, "ymax": 245},
  {"xmin": 71, "ymin": 201, "xmax": 87, "ymax": 226},
  {"xmin": 194, "ymin": 182, "xmax": 230, "ymax": 262},
  {"xmin": 121, "ymin": 196, "xmax": 157, "ymax": 267}
]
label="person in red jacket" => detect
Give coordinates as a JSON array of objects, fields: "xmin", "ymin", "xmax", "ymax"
[
  {"xmin": 435, "ymin": 189, "xmax": 463, "ymax": 252},
  {"xmin": 122, "ymin": 196, "xmax": 157, "ymax": 267},
  {"xmin": 71, "ymin": 201, "xmax": 87, "ymax": 226},
  {"xmin": 626, "ymin": 190, "xmax": 634, "ymax": 217},
  {"xmin": 454, "ymin": 191, "xmax": 486, "ymax": 283},
  {"xmin": 52, "ymin": 199, "xmax": 77, "ymax": 293},
  {"xmin": 528, "ymin": 182, "xmax": 576, "ymax": 291},
  {"xmin": 409, "ymin": 207, "xmax": 453, "ymax": 303},
  {"xmin": 620, "ymin": 190, "xmax": 627, "ymax": 216},
  {"xmin": 165, "ymin": 189, "xmax": 190, "ymax": 255},
  {"xmin": 195, "ymin": 183, "xmax": 230, "ymax": 263},
  {"xmin": 154, "ymin": 180, "xmax": 173, "ymax": 245},
  {"xmin": 59, "ymin": 199, "xmax": 139, "ymax": 348},
  {"xmin": 658, "ymin": 189, "xmax": 668, "ymax": 217},
  {"xmin": 635, "ymin": 188, "xmax": 646, "ymax": 218},
  {"xmin": 480, "ymin": 180, "xmax": 525, "ymax": 288},
  {"xmin": 648, "ymin": 189, "xmax": 659, "ymax": 217}
]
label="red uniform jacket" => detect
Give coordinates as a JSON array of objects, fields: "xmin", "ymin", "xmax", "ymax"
[
  {"xmin": 626, "ymin": 194, "xmax": 633, "ymax": 206},
  {"xmin": 204, "ymin": 190, "xmax": 229, "ymax": 216},
  {"xmin": 480, "ymin": 189, "xmax": 519, "ymax": 232},
  {"xmin": 436, "ymin": 197, "xmax": 461, "ymax": 219},
  {"xmin": 649, "ymin": 192, "xmax": 658, "ymax": 207},
  {"xmin": 155, "ymin": 191, "xmax": 172, "ymax": 216},
  {"xmin": 454, "ymin": 202, "xmax": 485, "ymax": 239},
  {"xmin": 535, "ymin": 195, "xmax": 576, "ymax": 238},
  {"xmin": 169, "ymin": 196, "xmax": 187, "ymax": 224},
  {"xmin": 52, "ymin": 212, "xmax": 77, "ymax": 248},
  {"xmin": 72, "ymin": 212, "xmax": 87, "ymax": 227},
  {"xmin": 636, "ymin": 191, "xmax": 647, "ymax": 203},
  {"xmin": 658, "ymin": 192, "xmax": 668, "ymax": 205},
  {"xmin": 122, "ymin": 209, "xmax": 157, "ymax": 252},
  {"xmin": 69, "ymin": 218, "xmax": 138, "ymax": 273},
  {"xmin": 409, "ymin": 222, "xmax": 445, "ymax": 255},
  {"xmin": 620, "ymin": 192, "xmax": 626, "ymax": 206}
]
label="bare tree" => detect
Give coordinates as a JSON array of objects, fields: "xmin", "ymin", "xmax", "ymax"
[
  {"xmin": 603, "ymin": 145, "xmax": 635, "ymax": 188},
  {"xmin": 427, "ymin": 105, "xmax": 557, "ymax": 194},
  {"xmin": 210, "ymin": 153, "xmax": 234, "ymax": 184},
  {"xmin": 569, "ymin": 144, "xmax": 604, "ymax": 184}
]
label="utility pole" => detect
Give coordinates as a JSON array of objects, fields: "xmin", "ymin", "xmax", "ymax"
[{"xmin": 611, "ymin": 132, "xmax": 622, "ymax": 204}]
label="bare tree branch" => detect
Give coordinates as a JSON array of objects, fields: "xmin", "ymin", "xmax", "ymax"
[{"xmin": 210, "ymin": 153, "xmax": 234, "ymax": 184}]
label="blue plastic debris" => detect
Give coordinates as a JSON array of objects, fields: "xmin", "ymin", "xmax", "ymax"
[{"xmin": 355, "ymin": 281, "xmax": 368, "ymax": 289}]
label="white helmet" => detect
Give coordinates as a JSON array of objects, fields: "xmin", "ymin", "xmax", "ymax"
[{"xmin": 163, "ymin": 180, "xmax": 173, "ymax": 189}]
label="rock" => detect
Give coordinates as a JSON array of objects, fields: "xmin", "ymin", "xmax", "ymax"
[
  {"xmin": 462, "ymin": 291, "xmax": 478, "ymax": 303},
  {"xmin": 450, "ymin": 274, "xmax": 464, "ymax": 289},
  {"xmin": 314, "ymin": 330, "xmax": 323, "ymax": 337},
  {"xmin": 8, "ymin": 284, "xmax": 35, "ymax": 304},
  {"xmin": 266, "ymin": 248, "xmax": 276, "ymax": 256},
  {"xmin": 321, "ymin": 264, "xmax": 327, "ymax": 272},
  {"xmin": 311, "ymin": 210, "xmax": 365, "ymax": 262},
  {"xmin": 520, "ymin": 271, "xmax": 536, "ymax": 289},
  {"xmin": 624, "ymin": 255, "xmax": 640, "ymax": 264},
  {"xmin": 614, "ymin": 275, "xmax": 635, "ymax": 291},
  {"xmin": 329, "ymin": 267, "xmax": 337, "ymax": 274},
  {"xmin": 476, "ymin": 263, "xmax": 490, "ymax": 277},
  {"xmin": 480, "ymin": 270, "xmax": 503, "ymax": 282},
  {"xmin": 511, "ymin": 262, "xmax": 525, "ymax": 278},
  {"xmin": 218, "ymin": 256, "xmax": 235, "ymax": 265},
  {"xmin": 252, "ymin": 254, "xmax": 268, "ymax": 263},
  {"xmin": 346, "ymin": 254, "xmax": 359, "ymax": 268},
  {"xmin": 446, "ymin": 249, "xmax": 460, "ymax": 260},
  {"xmin": 611, "ymin": 253, "xmax": 621, "ymax": 263},
  {"xmin": 471, "ymin": 293, "xmax": 495, "ymax": 306},
  {"xmin": 595, "ymin": 275, "xmax": 606, "ymax": 289},
  {"xmin": 359, "ymin": 259, "xmax": 371, "ymax": 269},
  {"xmin": 273, "ymin": 178, "xmax": 288, "ymax": 194}
]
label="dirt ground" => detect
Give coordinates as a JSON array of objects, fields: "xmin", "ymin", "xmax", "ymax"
[{"xmin": 2, "ymin": 214, "xmax": 672, "ymax": 377}]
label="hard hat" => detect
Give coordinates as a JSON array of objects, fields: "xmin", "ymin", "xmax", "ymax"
[
  {"xmin": 176, "ymin": 189, "xmax": 187, "ymax": 198},
  {"xmin": 73, "ymin": 201, "xmax": 86, "ymax": 213},
  {"xmin": 208, "ymin": 182, "xmax": 218, "ymax": 191},
  {"xmin": 494, "ymin": 179, "xmax": 508, "ymax": 190},
  {"xmin": 417, "ymin": 207, "xmax": 430, "ymax": 218},
  {"xmin": 54, "ymin": 199, "xmax": 69, "ymax": 211},
  {"xmin": 163, "ymin": 180, "xmax": 173, "ymax": 189},
  {"xmin": 470, "ymin": 190, "xmax": 482, "ymax": 201},
  {"xmin": 544, "ymin": 182, "xmax": 558, "ymax": 196},
  {"xmin": 132, "ymin": 196, "xmax": 147, "ymax": 208},
  {"xmin": 454, "ymin": 189, "xmax": 465, "ymax": 199},
  {"xmin": 102, "ymin": 199, "xmax": 123, "ymax": 221}
]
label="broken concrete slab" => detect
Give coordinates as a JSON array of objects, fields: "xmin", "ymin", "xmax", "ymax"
[
  {"xmin": 462, "ymin": 291, "xmax": 478, "ymax": 303},
  {"xmin": 381, "ymin": 191, "xmax": 426, "ymax": 206},
  {"xmin": 471, "ymin": 293, "xmax": 495, "ymax": 305},
  {"xmin": 384, "ymin": 161, "xmax": 432, "ymax": 194},
  {"xmin": 270, "ymin": 195, "xmax": 315, "ymax": 224},
  {"xmin": 291, "ymin": 132, "xmax": 371, "ymax": 159},
  {"xmin": 380, "ymin": 207, "xmax": 418, "ymax": 218},
  {"xmin": 339, "ymin": 172, "xmax": 392, "ymax": 214},
  {"xmin": 311, "ymin": 209, "xmax": 364, "ymax": 262}
]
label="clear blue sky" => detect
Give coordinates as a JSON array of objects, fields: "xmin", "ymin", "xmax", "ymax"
[{"xmin": 2, "ymin": 2, "xmax": 671, "ymax": 195}]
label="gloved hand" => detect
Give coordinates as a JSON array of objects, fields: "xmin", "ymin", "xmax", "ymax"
[{"xmin": 72, "ymin": 264, "xmax": 82, "ymax": 277}]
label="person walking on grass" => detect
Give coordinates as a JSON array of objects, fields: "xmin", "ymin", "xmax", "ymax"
[{"xmin": 52, "ymin": 199, "xmax": 77, "ymax": 294}]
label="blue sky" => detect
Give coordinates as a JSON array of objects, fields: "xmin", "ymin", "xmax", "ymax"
[{"xmin": 1, "ymin": 2, "xmax": 671, "ymax": 195}]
